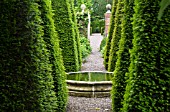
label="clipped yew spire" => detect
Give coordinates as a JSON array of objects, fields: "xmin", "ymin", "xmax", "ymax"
[
  {"xmin": 122, "ymin": 0, "xmax": 170, "ymax": 111},
  {"xmin": 104, "ymin": 0, "xmax": 118, "ymax": 70},
  {"xmin": 111, "ymin": 0, "xmax": 134, "ymax": 111},
  {"xmin": 52, "ymin": 0, "xmax": 79, "ymax": 72},
  {"xmin": 0, "ymin": 1, "xmax": 57, "ymax": 111}
]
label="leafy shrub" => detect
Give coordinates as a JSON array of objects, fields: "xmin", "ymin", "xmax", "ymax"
[
  {"xmin": 100, "ymin": 37, "xmax": 107, "ymax": 51},
  {"xmin": 101, "ymin": 27, "xmax": 104, "ymax": 35},
  {"xmin": 99, "ymin": 19, "xmax": 105, "ymax": 35},
  {"xmin": 91, "ymin": 18, "xmax": 99, "ymax": 33},
  {"xmin": 101, "ymin": 46, "xmax": 106, "ymax": 58},
  {"xmin": 80, "ymin": 35, "xmax": 92, "ymax": 59},
  {"xmin": 91, "ymin": 18, "xmax": 105, "ymax": 34},
  {"xmin": 100, "ymin": 37, "xmax": 107, "ymax": 57},
  {"xmin": 76, "ymin": 11, "xmax": 88, "ymax": 37}
]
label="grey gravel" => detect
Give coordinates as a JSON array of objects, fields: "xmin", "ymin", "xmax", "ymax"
[
  {"xmin": 81, "ymin": 33, "xmax": 106, "ymax": 71},
  {"xmin": 66, "ymin": 34, "xmax": 112, "ymax": 112},
  {"xmin": 66, "ymin": 96, "xmax": 112, "ymax": 112}
]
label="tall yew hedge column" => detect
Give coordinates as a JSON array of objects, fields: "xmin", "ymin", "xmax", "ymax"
[
  {"xmin": 122, "ymin": 0, "xmax": 170, "ymax": 111},
  {"xmin": 52, "ymin": 0, "xmax": 79, "ymax": 72},
  {"xmin": 0, "ymin": 1, "xmax": 57, "ymax": 111},
  {"xmin": 38, "ymin": 0, "xmax": 67, "ymax": 111},
  {"xmin": 108, "ymin": 0, "xmax": 124, "ymax": 72},
  {"xmin": 69, "ymin": 0, "xmax": 82, "ymax": 68},
  {"xmin": 111, "ymin": 0, "xmax": 134, "ymax": 111},
  {"xmin": 104, "ymin": 0, "xmax": 118, "ymax": 70}
]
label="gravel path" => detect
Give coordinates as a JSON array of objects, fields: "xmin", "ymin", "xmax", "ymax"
[
  {"xmin": 66, "ymin": 34, "xmax": 112, "ymax": 112},
  {"xmin": 81, "ymin": 33, "xmax": 106, "ymax": 71},
  {"xmin": 66, "ymin": 96, "xmax": 112, "ymax": 112}
]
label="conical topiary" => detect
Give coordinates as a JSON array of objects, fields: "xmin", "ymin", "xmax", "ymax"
[
  {"xmin": 104, "ymin": 0, "xmax": 118, "ymax": 70},
  {"xmin": 52, "ymin": 0, "xmax": 79, "ymax": 72},
  {"xmin": 108, "ymin": 0, "xmax": 124, "ymax": 72},
  {"xmin": 38, "ymin": 0, "xmax": 68, "ymax": 111},
  {"xmin": 111, "ymin": 0, "xmax": 134, "ymax": 111},
  {"xmin": 69, "ymin": 0, "xmax": 82, "ymax": 69},
  {"xmin": 0, "ymin": 1, "xmax": 57, "ymax": 111},
  {"xmin": 122, "ymin": 0, "xmax": 170, "ymax": 111}
]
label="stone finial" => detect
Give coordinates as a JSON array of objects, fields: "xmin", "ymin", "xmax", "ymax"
[
  {"xmin": 106, "ymin": 4, "xmax": 111, "ymax": 13},
  {"xmin": 81, "ymin": 4, "xmax": 86, "ymax": 13}
]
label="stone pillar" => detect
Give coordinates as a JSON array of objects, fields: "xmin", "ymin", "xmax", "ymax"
[
  {"xmin": 105, "ymin": 12, "xmax": 111, "ymax": 37},
  {"xmin": 105, "ymin": 4, "xmax": 111, "ymax": 37}
]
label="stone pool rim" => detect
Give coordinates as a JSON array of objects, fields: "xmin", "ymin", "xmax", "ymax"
[{"xmin": 66, "ymin": 71, "xmax": 113, "ymax": 98}]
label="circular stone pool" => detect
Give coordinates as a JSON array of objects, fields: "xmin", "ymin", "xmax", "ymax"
[{"xmin": 66, "ymin": 71, "xmax": 113, "ymax": 98}]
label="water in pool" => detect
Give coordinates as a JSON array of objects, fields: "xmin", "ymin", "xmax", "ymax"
[{"xmin": 67, "ymin": 72, "xmax": 113, "ymax": 81}]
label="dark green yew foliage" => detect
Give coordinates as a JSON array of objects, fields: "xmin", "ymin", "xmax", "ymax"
[
  {"xmin": 108, "ymin": 0, "xmax": 124, "ymax": 72},
  {"xmin": 122, "ymin": 0, "xmax": 170, "ymax": 111},
  {"xmin": 104, "ymin": 0, "xmax": 118, "ymax": 70},
  {"xmin": 111, "ymin": 0, "xmax": 134, "ymax": 111},
  {"xmin": 0, "ymin": 0, "xmax": 57, "ymax": 111},
  {"xmin": 158, "ymin": 0, "xmax": 170, "ymax": 19},
  {"xmin": 69, "ymin": 0, "xmax": 82, "ymax": 69},
  {"xmin": 38, "ymin": 0, "xmax": 68, "ymax": 111},
  {"xmin": 52, "ymin": 0, "xmax": 79, "ymax": 72}
]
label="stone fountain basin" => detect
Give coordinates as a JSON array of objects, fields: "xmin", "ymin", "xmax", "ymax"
[{"xmin": 66, "ymin": 71, "xmax": 113, "ymax": 98}]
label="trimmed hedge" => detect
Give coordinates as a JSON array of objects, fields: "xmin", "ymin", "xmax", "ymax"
[
  {"xmin": 0, "ymin": 1, "xmax": 57, "ymax": 111},
  {"xmin": 111, "ymin": 0, "xmax": 134, "ymax": 111},
  {"xmin": 104, "ymin": 0, "xmax": 118, "ymax": 70},
  {"xmin": 122, "ymin": 0, "xmax": 170, "ymax": 111},
  {"xmin": 52, "ymin": 0, "xmax": 79, "ymax": 72},
  {"xmin": 38, "ymin": 0, "xmax": 68, "ymax": 111},
  {"xmin": 69, "ymin": 0, "xmax": 82, "ymax": 69},
  {"xmin": 108, "ymin": 0, "xmax": 124, "ymax": 72}
]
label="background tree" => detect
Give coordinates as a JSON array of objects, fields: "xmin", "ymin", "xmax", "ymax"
[
  {"xmin": 122, "ymin": 0, "xmax": 170, "ymax": 111},
  {"xmin": 111, "ymin": 0, "xmax": 134, "ymax": 111},
  {"xmin": 52, "ymin": 0, "xmax": 80, "ymax": 72},
  {"xmin": 91, "ymin": 0, "xmax": 112, "ymax": 19},
  {"xmin": 74, "ymin": 0, "xmax": 92, "ymax": 12},
  {"xmin": 91, "ymin": 0, "xmax": 112, "ymax": 33},
  {"xmin": 0, "ymin": 0, "xmax": 57, "ymax": 111},
  {"xmin": 74, "ymin": 0, "xmax": 83, "ymax": 7},
  {"xmin": 38, "ymin": 0, "xmax": 68, "ymax": 111},
  {"xmin": 104, "ymin": 0, "xmax": 118, "ymax": 70}
]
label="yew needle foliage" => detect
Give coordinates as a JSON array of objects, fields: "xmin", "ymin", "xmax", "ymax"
[
  {"xmin": 104, "ymin": 0, "xmax": 118, "ymax": 70},
  {"xmin": 38, "ymin": 0, "xmax": 68, "ymax": 111},
  {"xmin": 52, "ymin": 0, "xmax": 79, "ymax": 72},
  {"xmin": 108, "ymin": 0, "xmax": 124, "ymax": 72},
  {"xmin": 122, "ymin": 0, "xmax": 170, "ymax": 111},
  {"xmin": 0, "ymin": 1, "xmax": 57, "ymax": 111},
  {"xmin": 69, "ymin": 0, "xmax": 82, "ymax": 68},
  {"xmin": 111, "ymin": 0, "xmax": 134, "ymax": 111}
]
